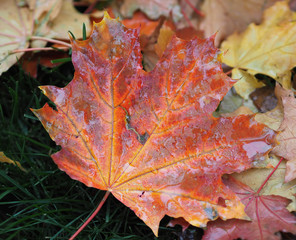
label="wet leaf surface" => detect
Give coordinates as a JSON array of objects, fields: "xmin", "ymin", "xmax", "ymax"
[{"xmin": 32, "ymin": 14, "xmax": 276, "ymax": 235}]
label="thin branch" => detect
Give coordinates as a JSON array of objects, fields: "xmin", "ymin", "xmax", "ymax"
[{"xmin": 69, "ymin": 191, "xmax": 111, "ymax": 240}]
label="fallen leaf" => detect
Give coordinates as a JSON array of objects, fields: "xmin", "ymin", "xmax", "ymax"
[
  {"xmin": 0, "ymin": 0, "xmax": 33, "ymax": 75},
  {"xmin": 272, "ymin": 90, "xmax": 296, "ymax": 182},
  {"xmin": 120, "ymin": 0, "xmax": 183, "ymax": 23},
  {"xmin": 221, "ymin": 1, "xmax": 296, "ymax": 88},
  {"xmin": 0, "ymin": 0, "xmax": 64, "ymax": 75},
  {"xmin": 0, "ymin": 152, "xmax": 27, "ymax": 172},
  {"xmin": 200, "ymin": 0, "xmax": 280, "ymax": 46},
  {"xmin": 154, "ymin": 24, "xmax": 175, "ymax": 57},
  {"xmin": 50, "ymin": 0, "xmax": 91, "ymax": 40},
  {"xmin": 250, "ymin": 86, "xmax": 278, "ymax": 113},
  {"xmin": 232, "ymin": 69, "xmax": 265, "ymax": 100},
  {"xmin": 231, "ymin": 155, "xmax": 296, "ymax": 212},
  {"xmin": 32, "ymin": 13, "xmax": 276, "ymax": 235},
  {"xmin": 254, "ymin": 83, "xmax": 290, "ymax": 130},
  {"xmin": 203, "ymin": 175, "xmax": 296, "ymax": 240},
  {"xmin": 122, "ymin": 11, "xmax": 160, "ymax": 38}
]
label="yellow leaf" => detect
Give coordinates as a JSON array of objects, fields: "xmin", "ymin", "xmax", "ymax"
[
  {"xmin": 200, "ymin": 0, "xmax": 279, "ymax": 46},
  {"xmin": 50, "ymin": 0, "xmax": 91, "ymax": 40},
  {"xmin": 154, "ymin": 25, "xmax": 175, "ymax": 58},
  {"xmin": 0, "ymin": 152, "xmax": 27, "ymax": 172},
  {"xmin": 221, "ymin": 1, "xmax": 296, "ymax": 88},
  {"xmin": 232, "ymin": 68, "xmax": 265, "ymax": 100}
]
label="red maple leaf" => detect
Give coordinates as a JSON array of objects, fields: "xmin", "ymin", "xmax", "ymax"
[
  {"xmin": 32, "ymin": 13, "xmax": 276, "ymax": 236},
  {"xmin": 203, "ymin": 163, "xmax": 296, "ymax": 240}
]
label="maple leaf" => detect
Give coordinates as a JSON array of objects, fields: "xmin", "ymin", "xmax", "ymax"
[
  {"xmin": 0, "ymin": 0, "xmax": 63, "ymax": 75},
  {"xmin": 203, "ymin": 174, "xmax": 296, "ymax": 240},
  {"xmin": 32, "ymin": 13, "xmax": 276, "ymax": 235},
  {"xmin": 200, "ymin": 0, "xmax": 280, "ymax": 46},
  {"xmin": 221, "ymin": 1, "xmax": 296, "ymax": 88},
  {"xmin": 231, "ymin": 155, "xmax": 296, "ymax": 212},
  {"xmin": 0, "ymin": 0, "xmax": 91, "ymax": 76}
]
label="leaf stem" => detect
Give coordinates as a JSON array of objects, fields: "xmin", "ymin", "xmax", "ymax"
[
  {"xmin": 30, "ymin": 36, "xmax": 72, "ymax": 48},
  {"xmin": 69, "ymin": 191, "xmax": 111, "ymax": 240}
]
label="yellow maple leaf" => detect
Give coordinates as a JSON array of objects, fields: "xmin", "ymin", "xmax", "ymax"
[{"xmin": 221, "ymin": 1, "xmax": 296, "ymax": 88}]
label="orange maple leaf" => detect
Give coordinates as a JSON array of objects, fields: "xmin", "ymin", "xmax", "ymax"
[{"xmin": 32, "ymin": 13, "xmax": 276, "ymax": 236}]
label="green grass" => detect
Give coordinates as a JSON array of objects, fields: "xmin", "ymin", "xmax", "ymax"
[{"xmin": 0, "ymin": 62, "xmax": 190, "ymax": 239}]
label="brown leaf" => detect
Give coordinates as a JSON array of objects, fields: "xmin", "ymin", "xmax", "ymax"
[
  {"xmin": 200, "ymin": 0, "xmax": 280, "ymax": 46},
  {"xmin": 272, "ymin": 90, "xmax": 296, "ymax": 182},
  {"xmin": 120, "ymin": 0, "xmax": 183, "ymax": 22},
  {"xmin": 221, "ymin": 1, "xmax": 296, "ymax": 88}
]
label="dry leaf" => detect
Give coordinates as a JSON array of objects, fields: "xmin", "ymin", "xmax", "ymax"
[
  {"xmin": 120, "ymin": 0, "xmax": 183, "ymax": 22},
  {"xmin": 0, "ymin": 0, "xmax": 33, "ymax": 75},
  {"xmin": 221, "ymin": 1, "xmax": 296, "ymax": 88},
  {"xmin": 0, "ymin": 152, "xmax": 27, "ymax": 172},
  {"xmin": 254, "ymin": 83, "xmax": 289, "ymax": 130},
  {"xmin": 50, "ymin": 0, "xmax": 91, "ymax": 39},
  {"xmin": 232, "ymin": 69, "xmax": 265, "ymax": 100},
  {"xmin": 154, "ymin": 25, "xmax": 175, "ymax": 57},
  {"xmin": 32, "ymin": 14, "xmax": 277, "ymax": 235},
  {"xmin": 272, "ymin": 90, "xmax": 296, "ymax": 182},
  {"xmin": 0, "ymin": 0, "xmax": 63, "ymax": 75},
  {"xmin": 200, "ymin": 0, "xmax": 280, "ymax": 46},
  {"xmin": 231, "ymin": 155, "xmax": 296, "ymax": 212}
]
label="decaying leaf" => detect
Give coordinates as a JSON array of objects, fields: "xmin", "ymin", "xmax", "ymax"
[
  {"xmin": 120, "ymin": 0, "xmax": 183, "ymax": 22},
  {"xmin": 272, "ymin": 90, "xmax": 296, "ymax": 182},
  {"xmin": 203, "ymin": 176, "xmax": 296, "ymax": 240},
  {"xmin": 200, "ymin": 0, "xmax": 280, "ymax": 46},
  {"xmin": 221, "ymin": 1, "xmax": 296, "ymax": 88},
  {"xmin": 0, "ymin": 0, "xmax": 91, "ymax": 76},
  {"xmin": 0, "ymin": 0, "xmax": 33, "ymax": 75},
  {"xmin": 254, "ymin": 83, "xmax": 289, "ymax": 130},
  {"xmin": 32, "ymin": 14, "xmax": 276, "ymax": 235},
  {"xmin": 0, "ymin": 152, "xmax": 27, "ymax": 172},
  {"xmin": 231, "ymin": 155, "xmax": 296, "ymax": 212}
]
